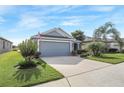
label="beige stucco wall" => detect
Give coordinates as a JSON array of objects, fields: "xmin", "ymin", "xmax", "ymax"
[
  {"xmin": 109, "ymin": 43, "xmax": 120, "ymax": 50},
  {"xmin": 81, "ymin": 42, "xmax": 124, "ymax": 51}
]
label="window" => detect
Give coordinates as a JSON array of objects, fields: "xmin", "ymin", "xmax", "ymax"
[
  {"xmin": 114, "ymin": 44, "xmax": 119, "ymax": 46},
  {"xmin": 7, "ymin": 42, "xmax": 8, "ymax": 46},
  {"xmin": 9, "ymin": 43, "xmax": 11, "ymax": 48},
  {"xmin": 3, "ymin": 40, "xmax": 5, "ymax": 49}
]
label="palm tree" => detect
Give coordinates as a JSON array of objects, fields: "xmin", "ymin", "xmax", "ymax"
[{"xmin": 93, "ymin": 22, "xmax": 121, "ymax": 52}]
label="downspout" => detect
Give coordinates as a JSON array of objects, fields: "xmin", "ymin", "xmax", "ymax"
[{"xmin": 37, "ymin": 39, "xmax": 39, "ymax": 52}]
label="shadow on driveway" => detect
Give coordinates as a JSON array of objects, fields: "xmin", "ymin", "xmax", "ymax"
[{"xmin": 42, "ymin": 56, "xmax": 84, "ymax": 65}]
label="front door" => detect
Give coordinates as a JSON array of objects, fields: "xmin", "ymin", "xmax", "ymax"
[{"xmin": 74, "ymin": 43, "xmax": 78, "ymax": 51}]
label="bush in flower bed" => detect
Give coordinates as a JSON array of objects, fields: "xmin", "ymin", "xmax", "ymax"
[
  {"xmin": 77, "ymin": 49, "xmax": 88, "ymax": 54},
  {"xmin": 17, "ymin": 39, "xmax": 42, "ymax": 69},
  {"xmin": 80, "ymin": 52, "xmax": 89, "ymax": 58}
]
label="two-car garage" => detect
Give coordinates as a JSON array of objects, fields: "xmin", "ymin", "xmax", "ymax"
[{"xmin": 39, "ymin": 41, "xmax": 70, "ymax": 57}]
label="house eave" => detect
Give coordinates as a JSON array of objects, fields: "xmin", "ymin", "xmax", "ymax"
[
  {"xmin": 0, "ymin": 37, "xmax": 13, "ymax": 44},
  {"xmin": 39, "ymin": 34, "xmax": 73, "ymax": 39}
]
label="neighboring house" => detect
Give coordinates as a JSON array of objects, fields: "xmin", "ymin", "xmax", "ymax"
[
  {"xmin": 82, "ymin": 36, "xmax": 124, "ymax": 51},
  {"xmin": 31, "ymin": 28, "xmax": 81, "ymax": 57},
  {"xmin": 106, "ymin": 38, "xmax": 124, "ymax": 51},
  {"xmin": 0, "ymin": 37, "xmax": 12, "ymax": 53}
]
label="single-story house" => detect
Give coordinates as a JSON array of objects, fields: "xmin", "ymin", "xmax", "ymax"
[
  {"xmin": 0, "ymin": 37, "xmax": 12, "ymax": 53},
  {"xmin": 31, "ymin": 28, "xmax": 81, "ymax": 57},
  {"xmin": 82, "ymin": 36, "xmax": 124, "ymax": 51}
]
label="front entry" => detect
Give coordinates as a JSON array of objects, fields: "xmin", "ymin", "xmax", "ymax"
[{"xmin": 74, "ymin": 43, "xmax": 78, "ymax": 51}]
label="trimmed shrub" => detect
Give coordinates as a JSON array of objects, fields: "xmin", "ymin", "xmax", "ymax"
[
  {"xmin": 12, "ymin": 48, "xmax": 18, "ymax": 51},
  {"xmin": 77, "ymin": 49, "xmax": 88, "ymax": 54},
  {"xmin": 77, "ymin": 50, "xmax": 82, "ymax": 54},
  {"xmin": 80, "ymin": 53, "xmax": 89, "ymax": 57},
  {"xmin": 87, "ymin": 42, "xmax": 105, "ymax": 56},
  {"xmin": 121, "ymin": 49, "xmax": 124, "ymax": 53}
]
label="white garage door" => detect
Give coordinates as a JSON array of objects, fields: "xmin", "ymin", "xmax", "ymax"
[{"xmin": 39, "ymin": 41, "xmax": 70, "ymax": 57}]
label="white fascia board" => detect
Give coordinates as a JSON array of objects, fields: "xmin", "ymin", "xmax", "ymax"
[
  {"xmin": 39, "ymin": 39, "xmax": 70, "ymax": 43},
  {"xmin": 39, "ymin": 36, "xmax": 74, "ymax": 41}
]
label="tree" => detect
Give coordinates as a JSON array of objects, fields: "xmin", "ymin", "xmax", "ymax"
[
  {"xmin": 93, "ymin": 22, "xmax": 121, "ymax": 51},
  {"xmin": 71, "ymin": 30, "xmax": 85, "ymax": 42},
  {"xmin": 87, "ymin": 42, "xmax": 105, "ymax": 56}
]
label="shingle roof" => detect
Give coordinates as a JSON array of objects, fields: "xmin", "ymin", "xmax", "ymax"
[
  {"xmin": 31, "ymin": 27, "xmax": 73, "ymax": 39},
  {"xmin": 0, "ymin": 37, "xmax": 12, "ymax": 43}
]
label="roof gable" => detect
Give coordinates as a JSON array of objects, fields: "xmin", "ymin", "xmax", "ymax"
[
  {"xmin": 41, "ymin": 28, "xmax": 73, "ymax": 38},
  {"xmin": 45, "ymin": 30, "xmax": 63, "ymax": 37}
]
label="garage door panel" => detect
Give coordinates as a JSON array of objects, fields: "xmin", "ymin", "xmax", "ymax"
[{"xmin": 39, "ymin": 41, "xmax": 70, "ymax": 57}]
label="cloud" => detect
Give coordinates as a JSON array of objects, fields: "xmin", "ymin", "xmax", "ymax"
[
  {"xmin": 88, "ymin": 6, "xmax": 116, "ymax": 12},
  {"xmin": 9, "ymin": 38, "xmax": 27, "ymax": 45},
  {"xmin": 60, "ymin": 15, "xmax": 100, "ymax": 26},
  {"xmin": 26, "ymin": 5, "xmax": 79, "ymax": 16},
  {"xmin": 97, "ymin": 8, "xmax": 124, "ymax": 25},
  {"xmin": 0, "ymin": 5, "xmax": 15, "ymax": 15},
  {"xmin": 8, "ymin": 14, "xmax": 47, "ymax": 32},
  {"xmin": 18, "ymin": 14, "xmax": 46, "ymax": 29},
  {"xmin": 44, "ymin": 6, "xmax": 71, "ymax": 13},
  {"xmin": 55, "ymin": 6, "xmax": 79, "ymax": 13},
  {"xmin": 0, "ymin": 16, "xmax": 5, "ymax": 24},
  {"xmin": 109, "ymin": 11, "xmax": 124, "ymax": 24},
  {"xmin": 61, "ymin": 19, "xmax": 81, "ymax": 26},
  {"xmin": 65, "ymin": 15, "xmax": 99, "ymax": 20}
]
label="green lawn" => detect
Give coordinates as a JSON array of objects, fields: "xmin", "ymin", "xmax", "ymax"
[
  {"xmin": 0, "ymin": 51, "xmax": 64, "ymax": 87},
  {"xmin": 87, "ymin": 53, "xmax": 124, "ymax": 64}
]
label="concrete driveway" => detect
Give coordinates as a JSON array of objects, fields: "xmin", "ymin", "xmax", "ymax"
[
  {"xmin": 42, "ymin": 56, "xmax": 111, "ymax": 77},
  {"xmin": 34, "ymin": 56, "xmax": 124, "ymax": 87},
  {"xmin": 68, "ymin": 62, "xmax": 124, "ymax": 87}
]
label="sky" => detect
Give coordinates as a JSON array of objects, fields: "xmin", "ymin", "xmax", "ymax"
[{"xmin": 0, "ymin": 5, "xmax": 124, "ymax": 45}]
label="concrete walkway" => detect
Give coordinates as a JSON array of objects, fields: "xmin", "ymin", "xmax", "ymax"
[{"xmin": 34, "ymin": 56, "xmax": 124, "ymax": 87}]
